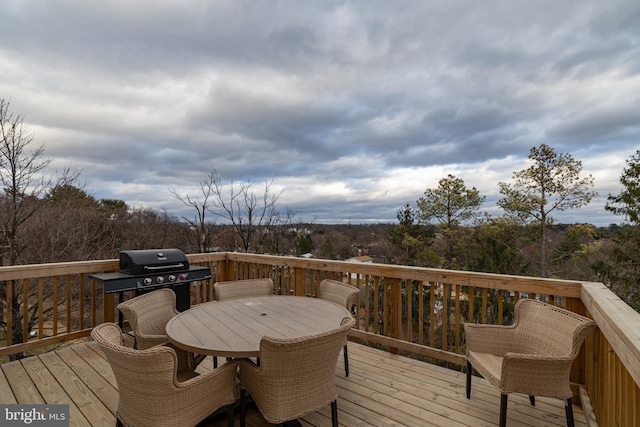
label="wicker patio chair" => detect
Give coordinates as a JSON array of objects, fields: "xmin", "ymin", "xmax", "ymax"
[
  {"xmin": 91, "ymin": 323, "xmax": 239, "ymax": 427},
  {"xmin": 117, "ymin": 288, "xmax": 208, "ymax": 371},
  {"xmin": 238, "ymin": 317, "xmax": 355, "ymax": 427},
  {"xmin": 319, "ymin": 279, "xmax": 359, "ymax": 377},
  {"xmin": 214, "ymin": 278, "xmax": 274, "ymax": 301},
  {"xmin": 464, "ymin": 299, "xmax": 596, "ymax": 427}
]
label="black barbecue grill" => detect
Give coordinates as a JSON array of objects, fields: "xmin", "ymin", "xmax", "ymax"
[{"xmin": 91, "ymin": 249, "xmax": 210, "ymax": 313}]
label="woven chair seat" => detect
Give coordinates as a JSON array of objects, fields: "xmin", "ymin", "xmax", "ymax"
[{"xmin": 467, "ymin": 351, "xmax": 502, "ymax": 387}]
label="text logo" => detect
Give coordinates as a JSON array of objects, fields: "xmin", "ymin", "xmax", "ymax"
[{"xmin": 1, "ymin": 405, "xmax": 69, "ymax": 426}]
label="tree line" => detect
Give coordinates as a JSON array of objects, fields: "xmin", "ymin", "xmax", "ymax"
[
  {"xmin": 1, "ymin": 99, "xmax": 639, "ymax": 359},
  {"xmin": 387, "ymin": 145, "xmax": 639, "ymax": 312}
]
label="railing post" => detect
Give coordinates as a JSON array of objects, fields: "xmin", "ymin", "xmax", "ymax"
[
  {"xmin": 294, "ymin": 267, "xmax": 306, "ymax": 296},
  {"xmin": 103, "ymin": 293, "xmax": 115, "ymax": 323},
  {"xmin": 219, "ymin": 258, "xmax": 230, "ymax": 281}
]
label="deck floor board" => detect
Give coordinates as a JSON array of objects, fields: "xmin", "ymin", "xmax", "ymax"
[{"xmin": 0, "ymin": 340, "xmax": 587, "ymax": 427}]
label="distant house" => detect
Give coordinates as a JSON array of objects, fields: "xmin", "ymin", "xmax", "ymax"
[
  {"xmin": 346, "ymin": 255, "xmax": 373, "ymax": 264},
  {"xmin": 345, "ymin": 256, "xmax": 373, "ymax": 278}
]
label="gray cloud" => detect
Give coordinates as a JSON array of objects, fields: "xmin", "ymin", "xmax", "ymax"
[{"xmin": 1, "ymin": 0, "xmax": 639, "ymax": 226}]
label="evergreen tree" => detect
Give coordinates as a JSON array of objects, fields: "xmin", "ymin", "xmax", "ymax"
[
  {"xmin": 606, "ymin": 150, "xmax": 640, "ymax": 223},
  {"xmin": 597, "ymin": 150, "xmax": 640, "ymax": 311},
  {"xmin": 498, "ymin": 144, "xmax": 596, "ymax": 277},
  {"xmin": 416, "ymin": 174, "xmax": 485, "ymax": 269}
]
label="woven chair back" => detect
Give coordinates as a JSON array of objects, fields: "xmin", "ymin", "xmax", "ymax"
[
  {"xmin": 252, "ymin": 317, "xmax": 355, "ymax": 422},
  {"xmin": 214, "ymin": 278, "xmax": 273, "ymax": 301},
  {"xmin": 320, "ymin": 279, "xmax": 359, "ymax": 311},
  {"xmin": 117, "ymin": 288, "xmax": 177, "ymax": 349},
  {"xmin": 91, "ymin": 323, "xmax": 179, "ymax": 420},
  {"xmin": 514, "ymin": 299, "xmax": 595, "ymax": 357}
]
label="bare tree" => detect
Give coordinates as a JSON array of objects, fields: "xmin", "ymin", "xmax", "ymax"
[
  {"xmin": 208, "ymin": 171, "xmax": 282, "ymax": 253},
  {"xmin": 0, "ymin": 99, "xmax": 77, "ymax": 359},
  {"xmin": 0, "ymin": 99, "xmax": 50, "ymax": 265},
  {"xmin": 173, "ymin": 170, "xmax": 282, "ymax": 253},
  {"xmin": 261, "ymin": 208, "xmax": 304, "ymax": 256},
  {"xmin": 119, "ymin": 207, "xmax": 188, "ymax": 251},
  {"xmin": 170, "ymin": 178, "xmax": 218, "ymax": 253},
  {"xmin": 26, "ymin": 184, "xmax": 109, "ymax": 262}
]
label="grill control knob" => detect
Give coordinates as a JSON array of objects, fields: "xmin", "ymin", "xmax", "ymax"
[
  {"xmin": 143, "ymin": 277, "xmax": 152, "ymax": 286},
  {"xmin": 156, "ymin": 276, "xmax": 164, "ymax": 284},
  {"xmin": 168, "ymin": 275, "xmax": 176, "ymax": 282}
]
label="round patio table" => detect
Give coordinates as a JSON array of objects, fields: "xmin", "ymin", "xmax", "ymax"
[{"xmin": 165, "ymin": 295, "xmax": 352, "ymax": 358}]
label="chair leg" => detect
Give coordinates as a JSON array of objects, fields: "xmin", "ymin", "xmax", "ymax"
[
  {"xmin": 466, "ymin": 360, "xmax": 472, "ymax": 399},
  {"xmin": 214, "ymin": 356, "xmax": 218, "ymax": 369},
  {"xmin": 227, "ymin": 402, "xmax": 235, "ymax": 427},
  {"xmin": 331, "ymin": 400, "xmax": 338, "ymax": 427},
  {"xmin": 240, "ymin": 389, "xmax": 246, "ymax": 427},
  {"xmin": 499, "ymin": 394, "xmax": 508, "ymax": 427},
  {"xmin": 529, "ymin": 395, "xmax": 535, "ymax": 406},
  {"xmin": 116, "ymin": 418, "xmax": 123, "ymax": 427},
  {"xmin": 565, "ymin": 398, "xmax": 574, "ymax": 427},
  {"xmin": 343, "ymin": 345, "xmax": 349, "ymax": 377}
]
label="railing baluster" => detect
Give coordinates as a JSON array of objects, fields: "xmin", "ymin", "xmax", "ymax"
[
  {"xmin": 66, "ymin": 275, "xmax": 72, "ymax": 334},
  {"xmin": 6, "ymin": 279, "xmax": 13, "ymax": 346},
  {"xmin": 429, "ymin": 282, "xmax": 435, "ymax": 348},
  {"xmin": 418, "ymin": 281, "xmax": 424, "ymax": 346},
  {"xmin": 373, "ymin": 276, "xmax": 379, "ymax": 335},
  {"xmin": 52, "ymin": 276, "xmax": 58, "ymax": 336},
  {"xmin": 91, "ymin": 276, "xmax": 97, "ymax": 327},
  {"xmin": 38, "ymin": 277, "xmax": 44, "ymax": 339},
  {"xmin": 442, "ymin": 283, "xmax": 448, "ymax": 351},
  {"xmin": 455, "ymin": 284, "xmax": 461, "ymax": 353},
  {"xmin": 22, "ymin": 279, "xmax": 29, "ymax": 343},
  {"xmin": 468, "ymin": 286, "xmax": 475, "ymax": 323},
  {"xmin": 481, "ymin": 288, "xmax": 488, "ymax": 324},
  {"xmin": 407, "ymin": 280, "xmax": 412, "ymax": 343},
  {"xmin": 79, "ymin": 274, "xmax": 85, "ymax": 330},
  {"xmin": 364, "ymin": 274, "xmax": 370, "ymax": 333},
  {"xmin": 498, "ymin": 289, "xmax": 503, "ymax": 325}
]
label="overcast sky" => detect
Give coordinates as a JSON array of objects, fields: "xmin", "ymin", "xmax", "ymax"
[{"xmin": 1, "ymin": 1, "xmax": 639, "ymax": 226}]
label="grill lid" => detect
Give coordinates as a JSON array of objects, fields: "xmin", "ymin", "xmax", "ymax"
[{"xmin": 119, "ymin": 248, "xmax": 189, "ymax": 275}]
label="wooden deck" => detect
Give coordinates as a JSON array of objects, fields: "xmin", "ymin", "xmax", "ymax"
[{"xmin": 0, "ymin": 340, "xmax": 587, "ymax": 427}]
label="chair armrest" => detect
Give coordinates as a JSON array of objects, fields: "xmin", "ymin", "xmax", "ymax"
[
  {"xmin": 161, "ymin": 358, "xmax": 240, "ymax": 424},
  {"xmin": 500, "ymin": 352, "xmax": 575, "ymax": 398},
  {"xmin": 176, "ymin": 358, "xmax": 240, "ymax": 400},
  {"xmin": 161, "ymin": 341, "xmax": 196, "ymax": 372},
  {"xmin": 135, "ymin": 334, "xmax": 169, "ymax": 349},
  {"xmin": 237, "ymin": 358, "xmax": 261, "ymax": 391},
  {"xmin": 464, "ymin": 323, "xmax": 519, "ymax": 356}
]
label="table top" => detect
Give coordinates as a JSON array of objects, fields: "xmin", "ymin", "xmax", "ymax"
[{"xmin": 165, "ymin": 296, "xmax": 353, "ymax": 358}]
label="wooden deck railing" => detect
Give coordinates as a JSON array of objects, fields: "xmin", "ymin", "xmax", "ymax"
[{"xmin": 1, "ymin": 252, "xmax": 639, "ymax": 426}]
